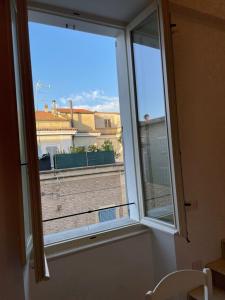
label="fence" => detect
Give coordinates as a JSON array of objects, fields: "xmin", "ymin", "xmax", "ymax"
[{"xmin": 53, "ymin": 151, "xmax": 115, "ymax": 169}]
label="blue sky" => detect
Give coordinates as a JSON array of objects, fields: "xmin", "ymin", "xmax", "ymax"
[
  {"xmin": 29, "ymin": 22, "xmax": 119, "ymax": 112},
  {"xmin": 133, "ymin": 44, "xmax": 165, "ymax": 120},
  {"xmin": 29, "ymin": 22, "xmax": 165, "ymax": 119}
]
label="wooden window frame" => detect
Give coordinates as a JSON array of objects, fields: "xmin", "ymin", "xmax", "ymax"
[{"xmin": 14, "ymin": 0, "xmax": 47, "ymax": 282}]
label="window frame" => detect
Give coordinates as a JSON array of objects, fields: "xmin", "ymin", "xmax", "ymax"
[
  {"xmin": 12, "ymin": 0, "xmax": 48, "ymax": 282},
  {"xmin": 104, "ymin": 119, "xmax": 112, "ymax": 128},
  {"xmin": 126, "ymin": 0, "xmax": 187, "ymax": 236},
  {"xmin": 27, "ymin": 7, "xmax": 141, "ymax": 243},
  {"xmin": 14, "ymin": 0, "xmax": 188, "ymax": 281},
  {"xmin": 27, "ymin": 0, "xmax": 187, "ymax": 239},
  {"xmin": 11, "ymin": 0, "xmax": 31, "ymax": 263}
]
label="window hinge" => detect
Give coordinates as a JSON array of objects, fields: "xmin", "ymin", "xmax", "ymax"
[{"xmin": 65, "ymin": 24, "xmax": 76, "ymax": 30}]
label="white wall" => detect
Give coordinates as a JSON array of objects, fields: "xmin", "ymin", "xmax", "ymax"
[
  {"xmin": 151, "ymin": 229, "xmax": 177, "ymax": 284},
  {"xmin": 30, "ymin": 232, "xmax": 154, "ymax": 300},
  {"xmin": 170, "ymin": 0, "xmax": 225, "ymax": 268},
  {"xmin": 38, "ymin": 135, "xmax": 73, "ymax": 155}
]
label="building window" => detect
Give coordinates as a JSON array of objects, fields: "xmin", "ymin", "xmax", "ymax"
[
  {"xmin": 98, "ymin": 207, "xmax": 116, "ymax": 222},
  {"xmin": 104, "ymin": 119, "xmax": 112, "ymax": 128}
]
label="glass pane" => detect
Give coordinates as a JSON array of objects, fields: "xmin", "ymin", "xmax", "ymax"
[
  {"xmin": 28, "ymin": 21, "xmax": 135, "ymax": 244},
  {"xmin": 131, "ymin": 10, "xmax": 174, "ymax": 224}
]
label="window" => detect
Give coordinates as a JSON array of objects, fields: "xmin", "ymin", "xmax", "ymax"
[
  {"xmin": 98, "ymin": 207, "xmax": 116, "ymax": 222},
  {"xmin": 126, "ymin": 1, "xmax": 186, "ymax": 234},
  {"xmin": 28, "ymin": 13, "xmax": 136, "ymax": 245},
  {"xmin": 130, "ymin": 10, "xmax": 174, "ymax": 224},
  {"xmin": 104, "ymin": 119, "xmax": 112, "ymax": 128},
  {"xmin": 13, "ymin": 0, "xmax": 186, "ymax": 281},
  {"xmin": 27, "ymin": 1, "xmax": 185, "ymax": 244}
]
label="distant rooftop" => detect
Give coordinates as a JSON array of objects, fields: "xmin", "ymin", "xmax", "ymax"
[
  {"xmin": 35, "ymin": 111, "xmax": 69, "ymax": 121},
  {"xmin": 36, "ymin": 109, "xmax": 120, "ymax": 121},
  {"xmin": 139, "ymin": 116, "xmax": 166, "ymax": 126},
  {"xmin": 57, "ymin": 108, "xmax": 93, "ymax": 114}
]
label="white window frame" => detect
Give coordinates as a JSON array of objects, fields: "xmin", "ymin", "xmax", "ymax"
[
  {"xmin": 126, "ymin": 1, "xmax": 187, "ymax": 236},
  {"xmin": 28, "ymin": 7, "xmax": 141, "ymax": 245},
  {"xmin": 27, "ymin": 0, "xmax": 187, "ymax": 250}
]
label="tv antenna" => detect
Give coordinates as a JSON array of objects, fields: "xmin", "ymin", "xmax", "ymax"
[{"xmin": 34, "ymin": 80, "xmax": 51, "ymax": 111}]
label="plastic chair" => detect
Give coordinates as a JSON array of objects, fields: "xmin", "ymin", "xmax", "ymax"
[{"xmin": 145, "ymin": 268, "xmax": 212, "ymax": 300}]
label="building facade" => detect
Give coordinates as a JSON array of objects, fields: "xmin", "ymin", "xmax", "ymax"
[
  {"xmin": 36, "ymin": 105, "xmax": 122, "ymax": 161},
  {"xmin": 36, "ymin": 105, "xmax": 127, "ymax": 236}
]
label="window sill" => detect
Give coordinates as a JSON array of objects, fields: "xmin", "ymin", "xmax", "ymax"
[
  {"xmin": 44, "ymin": 220, "xmax": 150, "ymax": 260},
  {"xmin": 44, "ymin": 217, "xmax": 136, "ymax": 245}
]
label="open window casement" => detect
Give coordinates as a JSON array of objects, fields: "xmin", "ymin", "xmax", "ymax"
[
  {"xmin": 126, "ymin": 0, "xmax": 188, "ymax": 238},
  {"xmin": 10, "ymin": 0, "xmax": 49, "ymax": 282}
]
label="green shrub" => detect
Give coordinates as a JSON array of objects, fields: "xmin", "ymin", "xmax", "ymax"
[
  {"xmin": 101, "ymin": 140, "xmax": 114, "ymax": 152},
  {"xmin": 70, "ymin": 146, "xmax": 86, "ymax": 153},
  {"xmin": 87, "ymin": 144, "xmax": 100, "ymax": 152}
]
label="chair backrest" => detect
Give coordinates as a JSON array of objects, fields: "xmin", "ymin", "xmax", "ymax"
[{"xmin": 145, "ymin": 268, "xmax": 212, "ymax": 300}]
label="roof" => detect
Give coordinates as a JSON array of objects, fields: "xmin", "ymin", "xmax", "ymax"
[
  {"xmin": 36, "ymin": 128, "xmax": 76, "ymax": 131},
  {"xmin": 57, "ymin": 108, "xmax": 93, "ymax": 114},
  {"xmin": 94, "ymin": 111, "xmax": 120, "ymax": 115},
  {"xmin": 35, "ymin": 111, "xmax": 69, "ymax": 121},
  {"xmin": 139, "ymin": 116, "xmax": 165, "ymax": 126}
]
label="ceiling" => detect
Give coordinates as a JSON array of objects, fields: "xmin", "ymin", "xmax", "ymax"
[{"xmin": 28, "ymin": 0, "xmax": 150, "ymax": 25}]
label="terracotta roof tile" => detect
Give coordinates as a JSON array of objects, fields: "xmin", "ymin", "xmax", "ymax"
[
  {"xmin": 35, "ymin": 111, "xmax": 69, "ymax": 121},
  {"xmin": 57, "ymin": 108, "xmax": 93, "ymax": 114}
]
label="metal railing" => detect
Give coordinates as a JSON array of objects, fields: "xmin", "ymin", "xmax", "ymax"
[{"xmin": 42, "ymin": 202, "xmax": 135, "ymax": 222}]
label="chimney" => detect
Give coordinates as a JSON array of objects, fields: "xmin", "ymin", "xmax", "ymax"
[
  {"xmin": 68, "ymin": 99, "xmax": 74, "ymax": 128},
  {"xmin": 52, "ymin": 100, "xmax": 57, "ymax": 114},
  {"xmin": 44, "ymin": 104, "xmax": 48, "ymax": 112}
]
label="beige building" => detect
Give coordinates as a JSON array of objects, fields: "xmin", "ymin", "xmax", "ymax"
[
  {"xmin": 36, "ymin": 104, "xmax": 123, "ymax": 161},
  {"xmin": 35, "ymin": 105, "xmax": 126, "ymax": 235},
  {"xmin": 36, "ymin": 110, "xmax": 77, "ymax": 161}
]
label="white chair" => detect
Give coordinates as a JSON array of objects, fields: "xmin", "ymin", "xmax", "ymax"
[{"xmin": 145, "ymin": 268, "xmax": 212, "ymax": 300}]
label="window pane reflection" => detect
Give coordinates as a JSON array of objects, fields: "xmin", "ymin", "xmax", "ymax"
[{"xmin": 131, "ymin": 10, "xmax": 174, "ymax": 224}]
